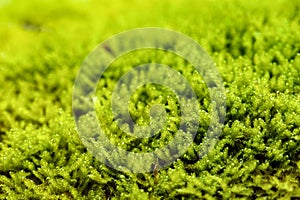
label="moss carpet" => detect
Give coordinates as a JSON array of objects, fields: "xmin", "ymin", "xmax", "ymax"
[{"xmin": 0, "ymin": 0, "xmax": 300, "ymax": 199}]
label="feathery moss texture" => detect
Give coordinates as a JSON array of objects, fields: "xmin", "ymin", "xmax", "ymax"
[{"xmin": 1, "ymin": 0, "xmax": 300, "ymax": 199}]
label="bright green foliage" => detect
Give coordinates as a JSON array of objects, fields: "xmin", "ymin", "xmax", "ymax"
[{"xmin": 1, "ymin": 0, "xmax": 300, "ymax": 199}]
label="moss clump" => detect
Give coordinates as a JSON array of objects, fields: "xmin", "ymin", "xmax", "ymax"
[{"xmin": 1, "ymin": 0, "xmax": 300, "ymax": 199}]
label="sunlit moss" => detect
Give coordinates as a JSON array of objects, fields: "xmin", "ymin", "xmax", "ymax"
[{"xmin": 0, "ymin": 0, "xmax": 300, "ymax": 199}]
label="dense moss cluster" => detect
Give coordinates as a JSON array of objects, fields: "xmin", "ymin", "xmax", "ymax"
[{"xmin": 0, "ymin": 0, "xmax": 300, "ymax": 199}]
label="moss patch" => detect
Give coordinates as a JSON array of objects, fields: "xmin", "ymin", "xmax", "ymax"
[{"xmin": 0, "ymin": 0, "xmax": 300, "ymax": 199}]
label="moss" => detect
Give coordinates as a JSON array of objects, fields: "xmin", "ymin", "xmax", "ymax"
[{"xmin": 0, "ymin": 0, "xmax": 300, "ymax": 199}]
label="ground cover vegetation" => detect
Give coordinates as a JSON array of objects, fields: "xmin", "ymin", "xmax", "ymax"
[{"xmin": 0, "ymin": 0, "xmax": 300, "ymax": 199}]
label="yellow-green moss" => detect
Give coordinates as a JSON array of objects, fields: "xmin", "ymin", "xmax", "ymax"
[{"xmin": 0, "ymin": 0, "xmax": 300, "ymax": 199}]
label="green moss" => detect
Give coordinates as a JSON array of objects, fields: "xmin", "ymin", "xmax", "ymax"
[{"xmin": 1, "ymin": 0, "xmax": 300, "ymax": 199}]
